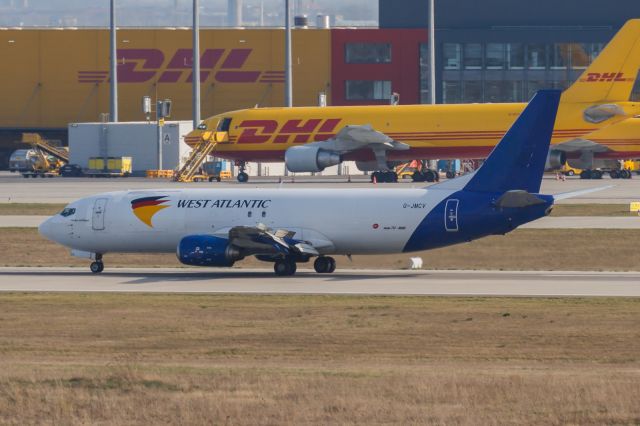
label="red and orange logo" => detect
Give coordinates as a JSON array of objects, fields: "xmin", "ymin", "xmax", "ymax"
[{"xmin": 131, "ymin": 196, "xmax": 170, "ymax": 228}]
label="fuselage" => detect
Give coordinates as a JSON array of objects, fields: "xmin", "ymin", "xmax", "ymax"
[
  {"xmin": 39, "ymin": 186, "xmax": 553, "ymax": 258},
  {"xmin": 187, "ymin": 100, "xmax": 640, "ymax": 163}
]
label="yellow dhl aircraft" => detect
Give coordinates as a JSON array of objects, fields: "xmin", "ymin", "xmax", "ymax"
[{"xmin": 187, "ymin": 19, "xmax": 640, "ymax": 182}]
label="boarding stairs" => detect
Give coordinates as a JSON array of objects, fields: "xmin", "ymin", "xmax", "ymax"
[
  {"xmin": 22, "ymin": 133, "xmax": 69, "ymax": 163},
  {"xmin": 174, "ymin": 136, "xmax": 218, "ymax": 182}
]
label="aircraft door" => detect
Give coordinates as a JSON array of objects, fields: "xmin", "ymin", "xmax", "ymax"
[
  {"xmin": 444, "ymin": 199, "xmax": 459, "ymax": 232},
  {"xmin": 92, "ymin": 198, "xmax": 108, "ymax": 231}
]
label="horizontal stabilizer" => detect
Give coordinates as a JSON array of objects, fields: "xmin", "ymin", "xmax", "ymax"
[
  {"xmin": 496, "ymin": 190, "xmax": 547, "ymax": 208},
  {"xmin": 553, "ymin": 185, "xmax": 613, "ymax": 201}
]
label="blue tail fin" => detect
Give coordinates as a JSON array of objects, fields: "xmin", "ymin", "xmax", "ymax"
[{"xmin": 464, "ymin": 90, "xmax": 561, "ymax": 194}]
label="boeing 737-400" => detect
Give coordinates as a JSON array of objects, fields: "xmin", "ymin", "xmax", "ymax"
[
  {"xmin": 185, "ymin": 19, "xmax": 640, "ymax": 182},
  {"xmin": 39, "ymin": 91, "xmax": 606, "ymax": 276}
]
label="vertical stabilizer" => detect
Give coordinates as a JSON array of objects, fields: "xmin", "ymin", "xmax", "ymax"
[
  {"xmin": 464, "ymin": 90, "xmax": 561, "ymax": 194},
  {"xmin": 562, "ymin": 19, "xmax": 640, "ymax": 103}
]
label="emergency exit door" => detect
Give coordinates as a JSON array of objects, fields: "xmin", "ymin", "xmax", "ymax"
[{"xmin": 92, "ymin": 198, "xmax": 108, "ymax": 231}]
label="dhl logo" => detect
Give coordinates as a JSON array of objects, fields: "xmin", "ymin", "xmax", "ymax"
[
  {"xmin": 235, "ymin": 119, "xmax": 343, "ymax": 144},
  {"xmin": 579, "ymin": 72, "xmax": 634, "ymax": 83},
  {"xmin": 78, "ymin": 48, "xmax": 284, "ymax": 84}
]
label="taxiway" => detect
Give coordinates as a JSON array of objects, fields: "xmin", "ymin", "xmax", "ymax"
[{"xmin": 0, "ymin": 267, "xmax": 638, "ymax": 297}]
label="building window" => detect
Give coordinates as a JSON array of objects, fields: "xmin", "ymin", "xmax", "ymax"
[
  {"xmin": 345, "ymin": 43, "xmax": 392, "ymax": 64},
  {"xmin": 527, "ymin": 80, "xmax": 546, "ymax": 100},
  {"xmin": 484, "ymin": 81, "xmax": 505, "ymax": 102},
  {"xmin": 591, "ymin": 43, "xmax": 605, "ymax": 61},
  {"xmin": 345, "ymin": 80, "xmax": 392, "ymax": 101},
  {"xmin": 443, "ymin": 43, "xmax": 461, "ymax": 70},
  {"xmin": 504, "ymin": 81, "xmax": 524, "ymax": 102},
  {"xmin": 463, "ymin": 80, "xmax": 482, "ymax": 102},
  {"xmin": 507, "ymin": 43, "xmax": 525, "ymax": 69},
  {"xmin": 485, "ymin": 43, "xmax": 505, "ymax": 69},
  {"xmin": 550, "ymin": 43, "xmax": 568, "ymax": 69},
  {"xmin": 528, "ymin": 44, "xmax": 546, "ymax": 69},
  {"xmin": 442, "ymin": 81, "xmax": 461, "ymax": 103},
  {"xmin": 570, "ymin": 43, "xmax": 590, "ymax": 69},
  {"xmin": 419, "ymin": 43, "xmax": 431, "ymax": 103},
  {"xmin": 464, "ymin": 43, "xmax": 482, "ymax": 69}
]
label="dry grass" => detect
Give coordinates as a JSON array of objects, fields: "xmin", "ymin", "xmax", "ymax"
[
  {"xmin": 3, "ymin": 227, "xmax": 639, "ymax": 271},
  {"xmin": 0, "ymin": 203, "xmax": 66, "ymax": 215},
  {"xmin": 551, "ymin": 203, "xmax": 631, "ymax": 216},
  {"xmin": 0, "ymin": 294, "xmax": 638, "ymax": 424}
]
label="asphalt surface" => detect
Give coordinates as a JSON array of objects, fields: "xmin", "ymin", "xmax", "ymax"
[
  {"xmin": 1, "ymin": 171, "xmax": 639, "ymax": 204},
  {"xmin": 2, "ymin": 215, "xmax": 640, "ymax": 229},
  {"xmin": 0, "ymin": 267, "xmax": 638, "ymax": 296}
]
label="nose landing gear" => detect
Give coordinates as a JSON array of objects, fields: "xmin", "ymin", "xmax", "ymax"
[{"xmin": 89, "ymin": 254, "xmax": 104, "ymax": 274}]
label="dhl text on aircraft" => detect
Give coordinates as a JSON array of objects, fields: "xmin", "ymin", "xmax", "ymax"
[{"xmin": 186, "ymin": 19, "xmax": 640, "ymax": 182}]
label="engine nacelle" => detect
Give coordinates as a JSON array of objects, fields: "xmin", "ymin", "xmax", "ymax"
[
  {"xmin": 285, "ymin": 145, "xmax": 341, "ymax": 173},
  {"xmin": 177, "ymin": 235, "xmax": 242, "ymax": 267},
  {"xmin": 544, "ymin": 150, "xmax": 567, "ymax": 171}
]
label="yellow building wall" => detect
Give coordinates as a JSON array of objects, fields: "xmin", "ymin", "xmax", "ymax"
[{"xmin": 0, "ymin": 28, "xmax": 331, "ymax": 129}]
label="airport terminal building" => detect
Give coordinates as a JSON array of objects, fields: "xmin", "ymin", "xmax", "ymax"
[{"xmin": 1, "ymin": 0, "xmax": 640, "ymax": 168}]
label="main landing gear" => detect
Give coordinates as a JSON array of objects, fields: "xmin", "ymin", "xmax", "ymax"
[
  {"xmin": 272, "ymin": 256, "xmax": 337, "ymax": 276},
  {"xmin": 89, "ymin": 254, "xmax": 104, "ymax": 274},
  {"xmin": 314, "ymin": 256, "xmax": 336, "ymax": 273},
  {"xmin": 236, "ymin": 161, "xmax": 249, "ymax": 183}
]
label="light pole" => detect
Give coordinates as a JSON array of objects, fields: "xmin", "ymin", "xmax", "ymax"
[
  {"xmin": 284, "ymin": 0, "xmax": 292, "ymax": 107},
  {"xmin": 192, "ymin": 0, "xmax": 201, "ymax": 128},
  {"xmin": 110, "ymin": 0, "xmax": 118, "ymax": 121},
  {"xmin": 428, "ymin": 0, "xmax": 436, "ymax": 104}
]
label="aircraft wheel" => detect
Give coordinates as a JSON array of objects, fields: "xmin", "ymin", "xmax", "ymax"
[
  {"xmin": 621, "ymin": 169, "xmax": 632, "ymax": 179},
  {"xmin": 237, "ymin": 172, "xmax": 249, "ymax": 183},
  {"xmin": 274, "ymin": 259, "xmax": 296, "ymax": 276},
  {"xmin": 90, "ymin": 261, "xmax": 104, "ymax": 274},
  {"xmin": 314, "ymin": 256, "xmax": 336, "ymax": 273},
  {"xmin": 424, "ymin": 170, "xmax": 436, "ymax": 182},
  {"xmin": 326, "ymin": 257, "xmax": 336, "ymax": 273},
  {"xmin": 610, "ymin": 170, "xmax": 620, "ymax": 179}
]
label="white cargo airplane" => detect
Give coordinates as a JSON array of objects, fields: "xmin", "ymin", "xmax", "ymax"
[{"xmin": 39, "ymin": 91, "xmax": 599, "ymax": 276}]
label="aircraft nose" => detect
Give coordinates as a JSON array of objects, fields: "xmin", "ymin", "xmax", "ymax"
[{"xmin": 39, "ymin": 217, "xmax": 58, "ymax": 243}]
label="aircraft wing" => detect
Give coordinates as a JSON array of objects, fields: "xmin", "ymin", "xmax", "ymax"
[
  {"xmin": 228, "ymin": 224, "xmax": 320, "ymax": 256},
  {"xmin": 318, "ymin": 124, "xmax": 410, "ymax": 170}
]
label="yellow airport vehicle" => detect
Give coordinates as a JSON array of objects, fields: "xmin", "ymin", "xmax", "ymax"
[
  {"xmin": 18, "ymin": 133, "xmax": 68, "ymax": 178},
  {"xmin": 187, "ymin": 20, "xmax": 640, "ymax": 182}
]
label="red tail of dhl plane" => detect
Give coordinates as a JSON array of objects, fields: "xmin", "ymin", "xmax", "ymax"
[{"xmin": 187, "ymin": 19, "xmax": 640, "ymax": 182}]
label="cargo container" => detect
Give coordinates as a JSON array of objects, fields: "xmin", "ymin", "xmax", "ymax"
[
  {"xmin": 69, "ymin": 121, "xmax": 193, "ymax": 175},
  {"xmin": 86, "ymin": 156, "xmax": 132, "ymax": 177}
]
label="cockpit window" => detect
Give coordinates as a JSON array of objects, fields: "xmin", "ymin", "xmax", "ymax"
[
  {"xmin": 60, "ymin": 208, "xmax": 76, "ymax": 217},
  {"xmin": 217, "ymin": 117, "xmax": 232, "ymax": 132},
  {"xmin": 197, "ymin": 122, "xmax": 207, "ymax": 130}
]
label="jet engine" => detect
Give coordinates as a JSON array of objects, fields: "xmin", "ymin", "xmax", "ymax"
[
  {"xmin": 285, "ymin": 145, "xmax": 341, "ymax": 173},
  {"xmin": 177, "ymin": 235, "xmax": 243, "ymax": 267},
  {"xmin": 544, "ymin": 150, "xmax": 567, "ymax": 171}
]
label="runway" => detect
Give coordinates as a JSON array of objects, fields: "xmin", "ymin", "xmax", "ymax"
[{"xmin": 0, "ymin": 267, "xmax": 638, "ymax": 297}]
